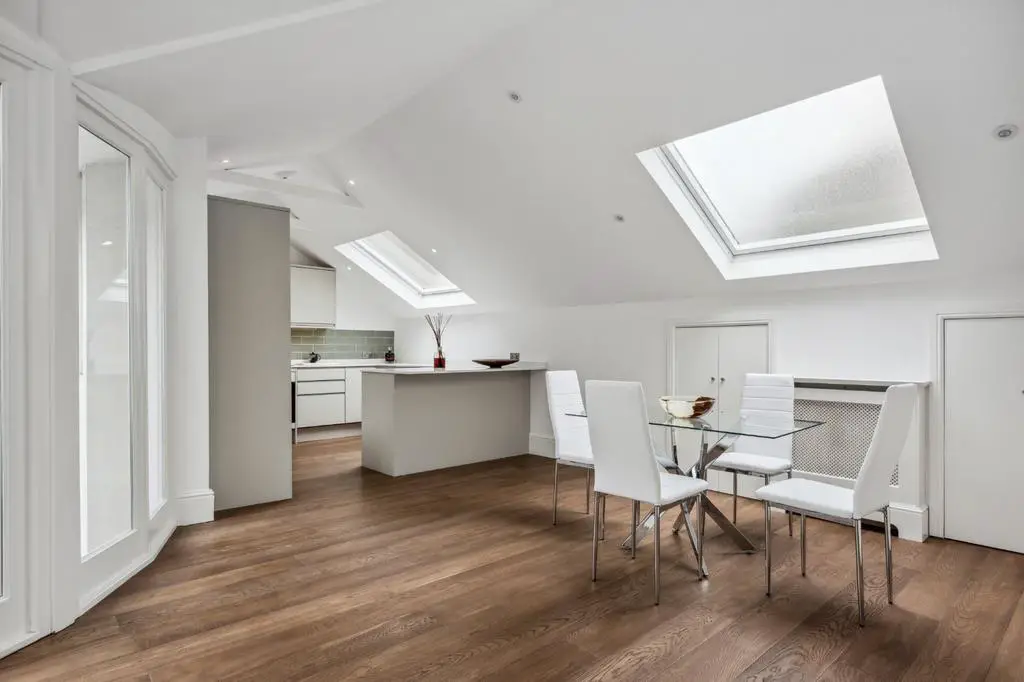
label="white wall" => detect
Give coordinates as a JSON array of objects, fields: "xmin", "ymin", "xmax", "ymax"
[
  {"xmin": 168, "ymin": 138, "xmax": 213, "ymax": 524},
  {"xmin": 395, "ymin": 275, "xmax": 1024, "ymax": 440}
]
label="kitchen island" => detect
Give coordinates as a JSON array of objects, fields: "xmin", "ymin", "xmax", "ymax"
[{"xmin": 361, "ymin": 362, "xmax": 547, "ymax": 476}]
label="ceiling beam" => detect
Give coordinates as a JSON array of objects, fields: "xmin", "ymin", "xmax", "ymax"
[
  {"xmin": 71, "ymin": 0, "xmax": 387, "ymax": 75},
  {"xmin": 209, "ymin": 169, "xmax": 364, "ymax": 209}
]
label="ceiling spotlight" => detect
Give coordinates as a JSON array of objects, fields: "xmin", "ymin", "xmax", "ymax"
[
  {"xmin": 101, "ymin": 240, "xmax": 113, "ymax": 246},
  {"xmin": 348, "ymin": 179, "xmax": 356, "ymax": 186},
  {"xmin": 994, "ymin": 124, "xmax": 1018, "ymax": 140},
  {"xmin": 431, "ymin": 248, "xmax": 437, "ymax": 253},
  {"xmin": 613, "ymin": 214, "xmax": 625, "ymax": 223},
  {"xmin": 508, "ymin": 91, "xmax": 522, "ymax": 103},
  {"xmin": 347, "ymin": 266, "xmax": 352, "ymax": 271},
  {"xmin": 221, "ymin": 159, "xmax": 231, "ymax": 164}
]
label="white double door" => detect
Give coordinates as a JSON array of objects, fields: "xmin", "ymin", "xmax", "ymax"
[
  {"xmin": 670, "ymin": 323, "xmax": 769, "ymax": 484},
  {"xmin": 943, "ymin": 316, "xmax": 1024, "ymax": 554}
]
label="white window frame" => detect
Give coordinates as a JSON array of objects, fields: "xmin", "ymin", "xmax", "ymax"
[
  {"xmin": 337, "ymin": 233, "xmax": 475, "ymax": 309},
  {"xmin": 658, "ymin": 144, "xmax": 930, "ymax": 256}
]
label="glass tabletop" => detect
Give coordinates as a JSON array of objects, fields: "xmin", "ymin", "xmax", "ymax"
[{"xmin": 566, "ymin": 412, "xmax": 824, "ymax": 439}]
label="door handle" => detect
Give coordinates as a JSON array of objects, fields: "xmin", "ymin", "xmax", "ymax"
[
  {"xmin": 710, "ymin": 377, "xmax": 716, "ymax": 382},
  {"xmin": 719, "ymin": 377, "xmax": 726, "ymax": 382}
]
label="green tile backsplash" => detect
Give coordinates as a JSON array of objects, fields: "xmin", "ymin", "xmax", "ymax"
[{"xmin": 291, "ymin": 328, "xmax": 394, "ymax": 361}]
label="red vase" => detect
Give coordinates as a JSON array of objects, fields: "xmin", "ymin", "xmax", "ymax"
[{"xmin": 433, "ymin": 347, "xmax": 446, "ymax": 369}]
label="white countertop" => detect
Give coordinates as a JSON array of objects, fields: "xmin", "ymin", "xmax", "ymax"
[
  {"xmin": 363, "ymin": 362, "xmax": 547, "ymax": 376},
  {"xmin": 291, "ymin": 359, "xmax": 428, "ymax": 369}
]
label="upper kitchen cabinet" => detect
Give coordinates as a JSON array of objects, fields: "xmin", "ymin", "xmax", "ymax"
[{"xmin": 290, "ymin": 265, "xmax": 336, "ymax": 328}]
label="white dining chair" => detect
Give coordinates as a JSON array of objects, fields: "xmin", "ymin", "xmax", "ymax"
[
  {"xmin": 546, "ymin": 370, "xmax": 595, "ymax": 525},
  {"xmin": 756, "ymin": 383, "xmax": 916, "ymax": 626},
  {"xmin": 585, "ymin": 380, "xmax": 710, "ymax": 605},
  {"xmin": 708, "ymin": 373, "xmax": 796, "ymax": 534}
]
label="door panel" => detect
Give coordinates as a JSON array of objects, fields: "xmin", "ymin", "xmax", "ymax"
[
  {"xmin": 671, "ymin": 326, "xmax": 720, "ymax": 472},
  {"xmin": 716, "ymin": 324, "xmax": 770, "ymax": 421},
  {"xmin": 944, "ymin": 317, "xmax": 1024, "ymax": 553}
]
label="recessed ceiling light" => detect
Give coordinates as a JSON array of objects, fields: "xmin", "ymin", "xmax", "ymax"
[
  {"xmin": 431, "ymin": 248, "xmax": 437, "ymax": 253},
  {"xmin": 221, "ymin": 159, "xmax": 230, "ymax": 164},
  {"xmin": 347, "ymin": 266, "xmax": 352, "ymax": 271},
  {"xmin": 614, "ymin": 214, "xmax": 625, "ymax": 222},
  {"xmin": 994, "ymin": 124, "xmax": 1018, "ymax": 140},
  {"xmin": 508, "ymin": 91, "xmax": 522, "ymax": 103},
  {"xmin": 101, "ymin": 240, "xmax": 113, "ymax": 246},
  {"xmin": 348, "ymin": 179, "xmax": 356, "ymax": 186}
]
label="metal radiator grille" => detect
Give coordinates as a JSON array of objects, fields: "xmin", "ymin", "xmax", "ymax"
[{"xmin": 794, "ymin": 399, "xmax": 898, "ymax": 486}]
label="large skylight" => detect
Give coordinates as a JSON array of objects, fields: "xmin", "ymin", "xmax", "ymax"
[
  {"xmin": 336, "ymin": 231, "xmax": 474, "ymax": 308},
  {"xmin": 638, "ymin": 76, "xmax": 938, "ymax": 278}
]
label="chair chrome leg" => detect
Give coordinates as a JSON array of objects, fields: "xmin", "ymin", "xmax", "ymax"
[
  {"xmin": 764, "ymin": 500, "xmax": 772, "ymax": 596},
  {"xmin": 800, "ymin": 514, "xmax": 807, "ymax": 577},
  {"xmin": 599, "ymin": 494, "xmax": 606, "ymax": 541},
  {"xmin": 732, "ymin": 471, "xmax": 738, "ymax": 523},
  {"xmin": 585, "ymin": 467, "xmax": 592, "ymax": 514},
  {"xmin": 552, "ymin": 459, "xmax": 559, "ymax": 526},
  {"xmin": 787, "ymin": 471, "xmax": 793, "ymax": 536},
  {"xmin": 592, "ymin": 493, "xmax": 601, "ymax": 581},
  {"xmin": 631, "ymin": 500, "xmax": 639, "ymax": 559},
  {"xmin": 855, "ymin": 519, "xmax": 865, "ymax": 626},
  {"xmin": 883, "ymin": 506, "xmax": 894, "ymax": 605},
  {"xmin": 696, "ymin": 494, "xmax": 706, "ymax": 581},
  {"xmin": 654, "ymin": 504, "xmax": 662, "ymax": 605}
]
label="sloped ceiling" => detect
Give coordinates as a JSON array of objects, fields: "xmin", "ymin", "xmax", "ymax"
[
  {"xmin": 330, "ymin": 0, "xmax": 1024, "ymax": 310},
  {"xmin": 38, "ymin": 0, "xmax": 1024, "ymax": 313}
]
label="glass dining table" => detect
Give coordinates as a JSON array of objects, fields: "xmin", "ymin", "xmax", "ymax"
[{"xmin": 567, "ymin": 410, "xmax": 824, "ymax": 577}]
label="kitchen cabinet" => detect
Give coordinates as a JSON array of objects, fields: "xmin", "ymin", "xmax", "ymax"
[
  {"xmin": 345, "ymin": 368, "xmax": 363, "ymax": 423},
  {"xmin": 295, "ymin": 393, "xmax": 346, "ymax": 427},
  {"xmin": 290, "ymin": 265, "xmax": 336, "ymax": 328}
]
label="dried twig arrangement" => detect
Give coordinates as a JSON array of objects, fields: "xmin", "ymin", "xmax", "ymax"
[{"xmin": 424, "ymin": 313, "xmax": 452, "ymax": 348}]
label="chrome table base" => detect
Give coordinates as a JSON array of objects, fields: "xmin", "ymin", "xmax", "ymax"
[{"xmin": 618, "ymin": 429, "xmax": 760, "ymax": 572}]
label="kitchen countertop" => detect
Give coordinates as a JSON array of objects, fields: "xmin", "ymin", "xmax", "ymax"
[
  {"xmin": 291, "ymin": 359, "xmax": 428, "ymax": 369},
  {"xmin": 362, "ymin": 362, "xmax": 547, "ymax": 376}
]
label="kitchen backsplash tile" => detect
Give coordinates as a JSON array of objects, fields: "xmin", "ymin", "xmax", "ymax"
[{"xmin": 290, "ymin": 328, "xmax": 394, "ymax": 360}]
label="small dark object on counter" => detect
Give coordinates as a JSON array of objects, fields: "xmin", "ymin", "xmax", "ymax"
[
  {"xmin": 385, "ymin": 347, "xmax": 396, "ymax": 363},
  {"xmin": 308, "ymin": 351, "xmax": 320, "ymax": 363}
]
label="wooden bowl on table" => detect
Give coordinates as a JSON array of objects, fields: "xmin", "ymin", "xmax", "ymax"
[{"xmin": 659, "ymin": 395, "xmax": 715, "ymax": 419}]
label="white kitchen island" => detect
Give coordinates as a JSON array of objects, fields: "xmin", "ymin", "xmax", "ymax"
[{"xmin": 361, "ymin": 362, "xmax": 547, "ymax": 476}]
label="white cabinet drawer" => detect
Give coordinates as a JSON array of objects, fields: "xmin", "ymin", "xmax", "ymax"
[
  {"xmin": 296, "ymin": 393, "xmax": 346, "ymax": 428},
  {"xmin": 296, "ymin": 380, "xmax": 345, "ymax": 395},
  {"xmin": 296, "ymin": 367, "xmax": 347, "ymax": 382}
]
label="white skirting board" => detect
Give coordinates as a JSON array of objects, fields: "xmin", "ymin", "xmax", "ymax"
[
  {"xmin": 176, "ymin": 488, "xmax": 215, "ymax": 525},
  {"xmin": 529, "ymin": 432, "xmax": 555, "ymax": 458}
]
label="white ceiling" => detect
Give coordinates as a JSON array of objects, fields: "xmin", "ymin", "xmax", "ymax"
[{"xmin": 33, "ymin": 0, "xmax": 1024, "ymax": 313}]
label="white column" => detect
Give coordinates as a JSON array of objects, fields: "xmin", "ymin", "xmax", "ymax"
[{"xmin": 167, "ymin": 138, "xmax": 213, "ymax": 524}]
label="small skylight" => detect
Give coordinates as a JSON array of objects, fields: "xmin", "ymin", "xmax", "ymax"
[
  {"xmin": 638, "ymin": 76, "xmax": 938, "ymax": 279},
  {"xmin": 336, "ymin": 231, "xmax": 474, "ymax": 308}
]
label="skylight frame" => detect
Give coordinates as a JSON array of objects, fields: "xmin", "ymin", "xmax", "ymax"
[
  {"xmin": 658, "ymin": 143, "xmax": 930, "ymax": 256},
  {"xmin": 335, "ymin": 231, "xmax": 475, "ymax": 309}
]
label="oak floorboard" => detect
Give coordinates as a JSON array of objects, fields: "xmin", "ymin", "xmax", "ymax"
[{"xmin": 1, "ymin": 437, "xmax": 1023, "ymax": 681}]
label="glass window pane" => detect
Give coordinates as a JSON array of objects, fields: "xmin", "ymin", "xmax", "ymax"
[
  {"xmin": 670, "ymin": 76, "xmax": 926, "ymax": 247},
  {"xmin": 79, "ymin": 126, "xmax": 133, "ymax": 556},
  {"xmin": 146, "ymin": 176, "xmax": 166, "ymax": 517}
]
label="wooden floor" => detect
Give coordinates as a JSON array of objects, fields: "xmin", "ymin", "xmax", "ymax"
[{"xmin": 4, "ymin": 439, "xmax": 1024, "ymax": 681}]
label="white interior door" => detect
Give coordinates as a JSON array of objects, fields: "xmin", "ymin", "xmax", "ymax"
[
  {"xmin": 671, "ymin": 326, "xmax": 721, "ymax": 472},
  {"xmin": 715, "ymin": 324, "xmax": 770, "ymax": 495},
  {"xmin": 944, "ymin": 316, "xmax": 1024, "ymax": 554}
]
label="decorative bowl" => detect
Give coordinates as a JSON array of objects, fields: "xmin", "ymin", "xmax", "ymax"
[
  {"xmin": 659, "ymin": 395, "xmax": 715, "ymax": 419},
  {"xmin": 472, "ymin": 358, "xmax": 519, "ymax": 369}
]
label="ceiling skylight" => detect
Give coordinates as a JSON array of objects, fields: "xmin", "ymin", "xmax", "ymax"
[
  {"xmin": 336, "ymin": 231, "xmax": 474, "ymax": 309},
  {"xmin": 638, "ymin": 76, "xmax": 938, "ymax": 279}
]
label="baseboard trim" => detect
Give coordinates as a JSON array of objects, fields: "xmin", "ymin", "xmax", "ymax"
[
  {"xmin": 529, "ymin": 432, "xmax": 554, "ymax": 458},
  {"xmin": 176, "ymin": 488, "xmax": 215, "ymax": 526}
]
